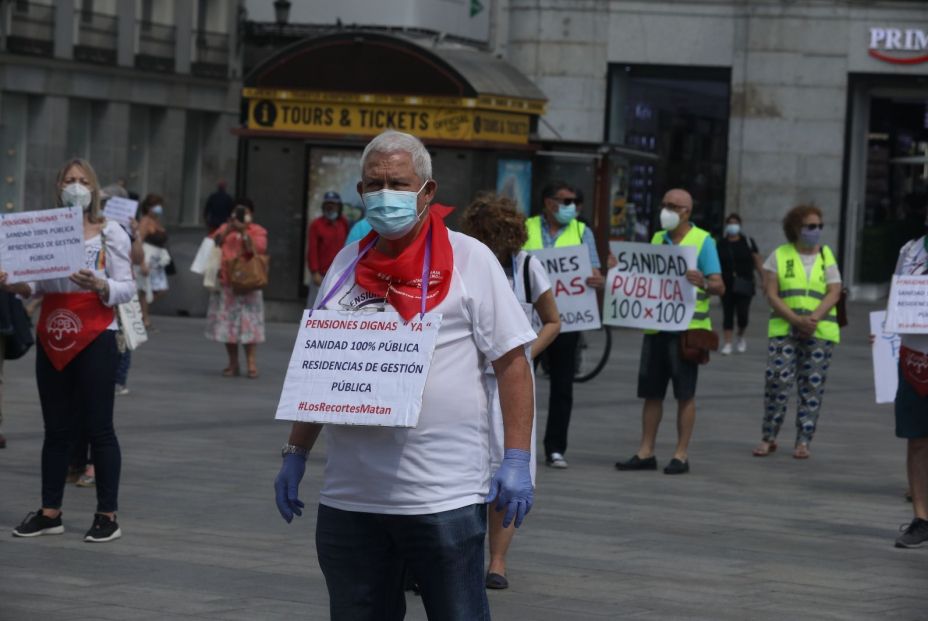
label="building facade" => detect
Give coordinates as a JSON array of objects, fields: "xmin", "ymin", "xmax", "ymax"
[
  {"xmin": 0, "ymin": 0, "xmax": 242, "ymax": 314},
  {"xmin": 256, "ymin": 0, "xmax": 928, "ymax": 299}
]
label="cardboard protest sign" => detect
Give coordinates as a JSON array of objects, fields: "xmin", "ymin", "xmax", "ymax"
[
  {"xmin": 603, "ymin": 241, "xmax": 697, "ymax": 331},
  {"xmin": 102, "ymin": 197, "xmax": 138, "ymax": 227},
  {"xmin": 870, "ymin": 311, "xmax": 900, "ymax": 405},
  {"xmin": 885, "ymin": 275, "xmax": 928, "ymax": 334},
  {"xmin": 275, "ymin": 310, "xmax": 441, "ymax": 427},
  {"xmin": 0, "ymin": 207, "xmax": 83, "ymax": 283},
  {"xmin": 529, "ymin": 246, "xmax": 601, "ymax": 333}
]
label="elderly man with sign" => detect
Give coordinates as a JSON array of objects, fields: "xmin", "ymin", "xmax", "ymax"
[
  {"xmin": 523, "ymin": 180, "xmax": 604, "ymax": 469},
  {"xmin": 615, "ymin": 188, "xmax": 724, "ymax": 475},
  {"xmin": 273, "ymin": 130, "xmax": 537, "ymax": 620}
]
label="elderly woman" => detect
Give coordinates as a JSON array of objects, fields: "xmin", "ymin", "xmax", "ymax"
[
  {"xmin": 460, "ymin": 194, "xmax": 560, "ymax": 590},
  {"xmin": 2, "ymin": 158, "xmax": 135, "ymax": 542},
  {"xmin": 206, "ymin": 198, "xmax": 267, "ymax": 378},
  {"xmin": 753, "ymin": 204, "xmax": 842, "ymax": 460}
]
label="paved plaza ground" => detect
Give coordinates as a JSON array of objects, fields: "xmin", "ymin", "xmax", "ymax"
[{"xmin": 1, "ymin": 300, "xmax": 927, "ymax": 620}]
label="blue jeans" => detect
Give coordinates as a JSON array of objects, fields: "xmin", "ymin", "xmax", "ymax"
[
  {"xmin": 316, "ymin": 503, "xmax": 490, "ymax": 621},
  {"xmin": 115, "ymin": 349, "xmax": 131, "ymax": 386}
]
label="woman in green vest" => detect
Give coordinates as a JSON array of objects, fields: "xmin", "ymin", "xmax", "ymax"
[{"xmin": 753, "ymin": 205, "xmax": 842, "ymax": 460}]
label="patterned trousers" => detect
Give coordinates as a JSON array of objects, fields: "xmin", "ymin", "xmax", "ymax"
[{"xmin": 763, "ymin": 335, "xmax": 835, "ymax": 445}]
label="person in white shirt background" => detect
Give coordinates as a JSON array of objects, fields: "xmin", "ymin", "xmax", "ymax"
[
  {"xmin": 273, "ymin": 130, "xmax": 537, "ymax": 620},
  {"xmin": 460, "ymin": 193, "xmax": 561, "ymax": 590}
]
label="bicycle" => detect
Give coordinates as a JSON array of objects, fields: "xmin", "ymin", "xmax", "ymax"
[{"xmin": 538, "ymin": 324, "xmax": 612, "ymax": 383}]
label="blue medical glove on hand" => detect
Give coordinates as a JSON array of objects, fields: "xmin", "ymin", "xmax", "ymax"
[
  {"xmin": 485, "ymin": 448, "xmax": 534, "ymax": 528},
  {"xmin": 274, "ymin": 453, "xmax": 306, "ymax": 523}
]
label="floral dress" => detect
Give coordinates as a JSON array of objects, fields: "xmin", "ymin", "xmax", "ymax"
[{"xmin": 205, "ymin": 223, "xmax": 267, "ymax": 344}]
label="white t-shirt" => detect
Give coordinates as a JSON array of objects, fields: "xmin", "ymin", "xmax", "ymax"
[
  {"xmin": 314, "ymin": 230, "xmax": 537, "ymax": 515},
  {"xmin": 763, "ymin": 246, "xmax": 842, "ymax": 285},
  {"xmin": 894, "ymin": 237, "xmax": 928, "ymax": 354},
  {"xmin": 30, "ymin": 220, "xmax": 136, "ymax": 330},
  {"xmin": 506, "ymin": 250, "xmax": 552, "ymax": 306}
]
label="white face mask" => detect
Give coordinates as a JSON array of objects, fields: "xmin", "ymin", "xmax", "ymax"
[
  {"xmin": 61, "ymin": 183, "xmax": 92, "ymax": 211},
  {"xmin": 660, "ymin": 208, "xmax": 680, "ymax": 231}
]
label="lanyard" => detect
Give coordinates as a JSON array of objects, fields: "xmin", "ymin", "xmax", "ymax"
[{"xmin": 311, "ymin": 230, "xmax": 433, "ymax": 318}]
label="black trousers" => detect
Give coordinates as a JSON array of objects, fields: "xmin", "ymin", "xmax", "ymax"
[
  {"xmin": 37, "ymin": 330, "xmax": 121, "ymax": 513},
  {"xmin": 721, "ymin": 291, "xmax": 752, "ymax": 332},
  {"xmin": 543, "ymin": 331, "xmax": 580, "ymax": 457}
]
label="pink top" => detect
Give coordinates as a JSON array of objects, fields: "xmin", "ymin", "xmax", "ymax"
[{"xmin": 211, "ymin": 222, "xmax": 268, "ymax": 285}]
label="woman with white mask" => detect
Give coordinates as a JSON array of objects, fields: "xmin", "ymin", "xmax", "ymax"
[
  {"xmin": 717, "ymin": 213, "xmax": 764, "ymax": 354},
  {"xmin": 1, "ymin": 158, "xmax": 135, "ymax": 542}
]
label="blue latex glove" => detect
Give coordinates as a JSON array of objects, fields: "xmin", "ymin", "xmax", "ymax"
[
  {"xmin": 485, "ymin": 448, "xmax": 534, "ymax": 528},
  {"xmin": 274, "ymin": 453, "xmax": 306, "ymax": 523}
]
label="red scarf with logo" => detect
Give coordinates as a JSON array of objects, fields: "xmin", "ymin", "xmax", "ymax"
[
  {"xmin": 37, "ymin": 292, "xmax": 114, "ymax": 371},
  {"xmin": 900, "ymin": 346, "xmax": 928, "ymax": 398},
  {"xmin": 355, "ymin": 204, "xmax": 454, "ymax": 321}
]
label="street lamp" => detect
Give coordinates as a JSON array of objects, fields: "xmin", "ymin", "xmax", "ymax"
[{"xmin": 274, "ymin": 0, "xmax": 291, "ymax": 27}]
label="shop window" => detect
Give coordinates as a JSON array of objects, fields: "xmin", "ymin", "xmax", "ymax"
[
  {"xmin": 858, "ymin": 97, "xmax": 928, "ymax": 283},
  {"xmin": 606, "ymin": 64, "xmax": 730, "ymax": 235}
]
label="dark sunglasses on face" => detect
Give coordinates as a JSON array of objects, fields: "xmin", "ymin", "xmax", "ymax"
[
  {"xmin": 803, "ymin": 223, "xmax": 824, "ymax": 231},
  {"xmin": 550, "ymin": 197, "xmax": 577, "ymax": 206}
]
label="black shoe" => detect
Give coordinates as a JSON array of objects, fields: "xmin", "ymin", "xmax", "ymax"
[
  {"xmin": 84, "ymin": 513, "xmax": 121, "ymax": 543},
  {"xmin": 663, "ymin": 458, "xmax": 690, "ymax": 475},
  {"xmin": 615, "ymin": 455, "xmax": 657, "ymax": 471},
  {"xmin": 485, "ymin": 572, "xmax": 509, "ymax": 590},
  {"xmin": 12, "ymin": 510, "xmax": 64, "ymax": 537},
  {"xmin": 895, "ymin": 518, "xmax": 928, "ymax": 549}
]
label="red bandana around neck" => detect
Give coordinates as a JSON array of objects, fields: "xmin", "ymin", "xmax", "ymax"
[{"xmin": 355, "ymin": 204, "xmax": 454, "ymax": 321}]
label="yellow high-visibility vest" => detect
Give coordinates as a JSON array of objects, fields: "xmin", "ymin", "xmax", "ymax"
[
  {"xmin": 648, "ymin": 226, "xmax": 712, "ymax": 331},
  {"xmin": 523, "ymin": 215, "xmax": 585, "ymax": 250},
  {"xmin": 768, "ymin": 243, "xmax": 840, "ymax": 343}
]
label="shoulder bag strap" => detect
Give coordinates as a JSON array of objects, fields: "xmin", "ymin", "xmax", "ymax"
[{"xmin": 522, "ymin": 254, "xmax": 533, "ymax": 304}]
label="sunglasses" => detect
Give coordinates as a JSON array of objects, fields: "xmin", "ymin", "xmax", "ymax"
[
  {"xmin": 803, "ymin": 223, "xmax": 824, "ymax": 230},
  {"xmin": 550, "ymin": 197, "xmax": 577, "ymax": 206}
]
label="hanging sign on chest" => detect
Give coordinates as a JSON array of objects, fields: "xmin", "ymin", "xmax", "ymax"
[{"xmin": 275, "ymin": 310, "xmax": 442, "ymax": 427}]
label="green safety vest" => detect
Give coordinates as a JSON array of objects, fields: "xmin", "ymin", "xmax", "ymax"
[
  {"xmin": 523, "ymin": 215, "xmax": 585, "ymax": 250},
  {"xmin": 768, "ymin": 243, "xmax": 840, "ymax": 343},
  {"xmin": 648, "ymin": 226, "xmax": 712, "ymax": 331}
]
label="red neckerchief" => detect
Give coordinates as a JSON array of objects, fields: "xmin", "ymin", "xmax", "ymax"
[
  {"xmin": 355, "ymin": 204, "xmax": 454, "ymax": 321},
  {"xmin": 900, "ymin": 346, "xmax": 928, "ymax": 398},
  {"xmin": 37, "ymin": 292, "xmax": 114, "ymax": 371}
]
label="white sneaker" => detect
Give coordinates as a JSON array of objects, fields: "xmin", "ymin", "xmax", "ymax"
[
  {"xmin": 115, "ymin": 384, "xmax": 129, "ymax": 396},
  {"xmin": 736, "ymin": 338, "xmax": 747, "ymax": 354},
  {"xmin": 546, "ymin": 452, "xmax": 568, "ymax": 469},
  {"xmin": 721, "ymin": 343, "xmax": 733, "ymax": 356}
]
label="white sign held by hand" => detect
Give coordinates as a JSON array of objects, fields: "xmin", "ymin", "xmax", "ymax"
[
  {"xmin": 602, "ymin": 241, "xmax": 697, "ymax": 331},
  {"xmin": 529, "ymin": 246, "xmax": 601, "ymax": 333},
  {"xmin": 275, "ymin": 310, "xmax": 442, "ymax": 427},
  {"xmin": 870, "ymin": 311, "xmax": 900, "ymax": 405},
  {"xmin": 103, "ymin": 197, "xmax": 138, "ymax": 228},
  {"xmin": 0, "ymin": 207, "xmax": 84, "ymax": 284}
]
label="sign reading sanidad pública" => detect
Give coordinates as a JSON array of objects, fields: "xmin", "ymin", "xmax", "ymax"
[
  {"xmin": 0, "ymin": 207, "xmax": 84, "ymax": 284},
  {"xmin": 603, "ymin": 241, "xmax": 697, "ymax": 331},
  {"xmin": 885, "ymin": 275, "xmax": 928, "ymax": 334},
  {"xmin": 275, "ymin": 310, "xmax": 442, "ymax": 427},
  {"xmin": 529, "ymin": 246, "xmax": 601, "ymax": 333}
]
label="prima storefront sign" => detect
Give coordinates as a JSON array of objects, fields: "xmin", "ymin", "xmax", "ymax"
[{"xmin": 869, "ymin": 28, "xmax": 928, "ymax": 65}]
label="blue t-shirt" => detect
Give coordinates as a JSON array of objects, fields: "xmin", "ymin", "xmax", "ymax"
[{"xmin": 658, "ymin": 229, "xmax": 721, "ymax": 276}]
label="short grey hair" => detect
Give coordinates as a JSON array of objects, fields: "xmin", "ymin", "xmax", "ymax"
[{"xmin": 360, "ymin": 130, "xmax": 432, "ymax": 182}]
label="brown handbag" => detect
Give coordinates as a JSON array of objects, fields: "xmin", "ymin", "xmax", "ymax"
[
  {"xmin": 226, "ymin": 252, "xmax": 269, "ymax": 294},
  {"xmin": 679, "ymin": 329, "xmax": 719, "ymax": 365}
]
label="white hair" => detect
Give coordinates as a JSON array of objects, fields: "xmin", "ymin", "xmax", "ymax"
[{"xmin": 360, "ymin": 130, "xmax": 432, "ymax": 182}]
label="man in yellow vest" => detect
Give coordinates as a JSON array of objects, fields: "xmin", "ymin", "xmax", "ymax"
[
  {"xmin": 616, "ymin": 189, "xmax": 724, "ymax": 475},
  {"xmin": 523, "ymin": 181, "xmax": 604, "ymax": 469}
]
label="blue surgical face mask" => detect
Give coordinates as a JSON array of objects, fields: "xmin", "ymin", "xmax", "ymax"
[
  {"xmin": 725, "ymin": 223, "xmax": 741, "ymax": 237},
  {"xmin": 150, "ymin": 205, "xmax": 164, "ymax": 217},
  {"xmin": 324, "ymin": 210, "xmax": 339, "ymax": 221},
  {"xmin": 799, "ymin": 228, "xmax": 821, "ymax": 248},
  {"xmin": 555, "ymin": 203, "xmax": 577, "ymax": 225},
  {"xmin": 361, "ymin": 180, "xmax": 429, "ymax": 240}
]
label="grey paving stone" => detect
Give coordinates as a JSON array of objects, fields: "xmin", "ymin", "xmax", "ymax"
[{"xmin": 1, "ymin": 301, "xmax": 927, "ymax": 620}]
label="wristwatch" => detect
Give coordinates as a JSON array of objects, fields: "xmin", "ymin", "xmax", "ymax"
[{"xmin": 281, "ymin": 444, "xmax": 308, "ymax": 459}]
